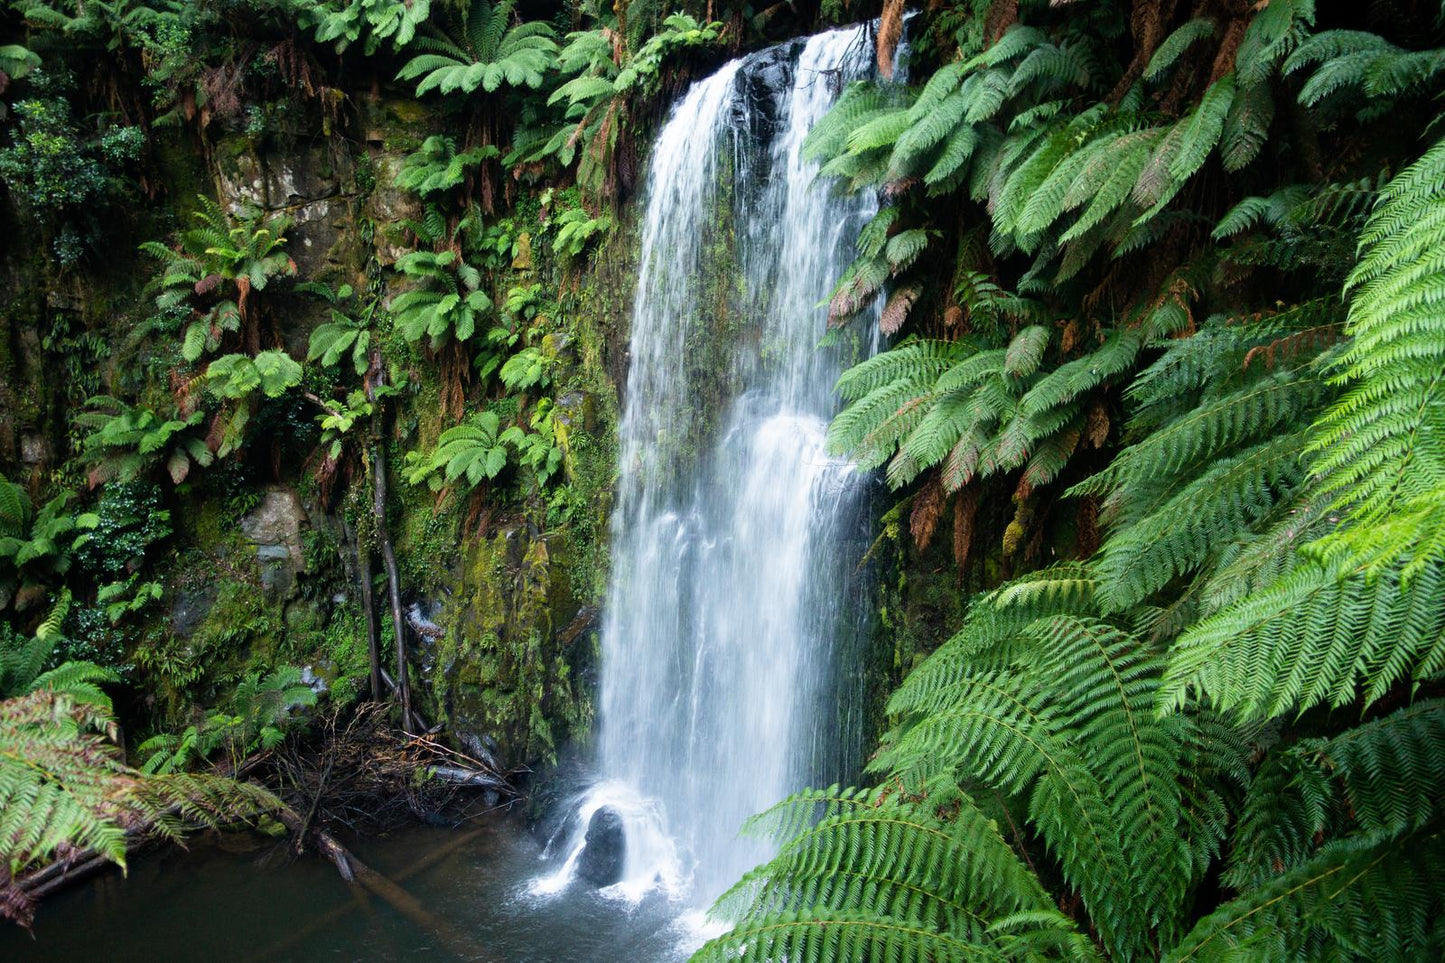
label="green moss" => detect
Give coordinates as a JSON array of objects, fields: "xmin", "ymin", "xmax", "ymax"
[
  {"xmin": 424, "ymin": 527, "xmax": 591, "ymax": 766},
  {"xmin": 132, "ymin": 572, "xmax": 278, "ymax": 723}
]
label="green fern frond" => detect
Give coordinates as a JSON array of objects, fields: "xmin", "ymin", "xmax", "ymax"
[
  {"xmin": 1166, "ymin": 829, "xmax": 1444, "ymax": 962},
  {"xmin": 1094, "ymin": 432, "xmax": 1311, "ymax": 612},
  {"xmin": 1312, "ymin": 135, "xmax": 1445, "ymax": 523},
  {"xmin": 1161, "ymin": 558, "xmax": 1445, "ymax": 719},
  {"xmin": 1144, "ymin": 18, "xmax": 1216, "ymax": 83},
  {"xmin": 0, "ymin": 690, "xmax": 279, "ymax": 925}
]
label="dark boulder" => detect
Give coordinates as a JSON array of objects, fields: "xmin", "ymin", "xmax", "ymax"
[{"xmin": 576, "ymin": 807, "xmax": 626, "ymax": 887}]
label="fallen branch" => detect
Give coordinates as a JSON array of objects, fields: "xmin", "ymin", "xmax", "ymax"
[
  {"xmin": 249, "ymin": 824, "xmax": 492, "ymax": 961},
  {"xmin": 273, "ymin": 804, "xmax": 493, "ymax": 961}
]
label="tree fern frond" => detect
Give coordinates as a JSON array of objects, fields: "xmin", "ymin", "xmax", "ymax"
[
  {"xmin": 1145, "ymin": 18, "xmax": 1216, "ymax": 83},
  {"xmin": 1095, "ymin": 432, "xmax": 1311, "ymax": 611},
  {"xmin": 1312, "ymin": 136, "xmax": 1445, "ymax": 524},
  {"xmin": 1161, "ymin": 558, "xmax": 1445, "ymax": 719},
  {"xmin": 1169, "ymin": 74, "xmax": 1236, "ymax": 182},
  {"xmin": 1166, "ymin": 829, "xmax": 1444, "ymax": 962},
  {"xmin": 0, "ymin": 690, "xmax": 278, "ymax": 925}
]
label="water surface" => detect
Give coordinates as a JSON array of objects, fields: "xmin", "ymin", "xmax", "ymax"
[{"xmin": 1, "ymin": 818, "xmax": 692, "ymax": 962}]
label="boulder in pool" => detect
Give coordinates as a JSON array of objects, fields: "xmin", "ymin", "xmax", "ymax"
[{"xmin": 576, "ymin": 807, "xmax": 625, "ymax": 887}]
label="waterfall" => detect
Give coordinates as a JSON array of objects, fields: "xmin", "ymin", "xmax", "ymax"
[{"xmin": 537, "ymin": 24, "xmax": 881, "ymax": 911}]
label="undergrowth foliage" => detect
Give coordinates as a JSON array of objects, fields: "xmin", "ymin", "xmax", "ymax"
[
  {"xmin": 0, "ymin": 689, "xmax": 278, "ymax": 928},
  {"xmin": 700, "ymin": 1, "xmax": 1445, "ymax": 961}
]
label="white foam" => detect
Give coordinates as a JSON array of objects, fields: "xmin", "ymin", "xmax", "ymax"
[{"xmin": 528, "ymin": 781, "xmax": 690, "ymax": 903}]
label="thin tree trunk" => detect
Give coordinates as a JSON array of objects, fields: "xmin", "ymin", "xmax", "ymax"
[
  {"xmin": 365, "ymin": 353, "xmax": 412, "ymax": 733},
  {"xmin": 345, "ymin": 518, "xmax": 383, "ymax": 702},
  {"xmin": 374, "ymin": 449, "xmax": 411, "ymax": 733},
  {"xmin": 364, "ymin": 348, "xmax": 416, "ymax": 731}
]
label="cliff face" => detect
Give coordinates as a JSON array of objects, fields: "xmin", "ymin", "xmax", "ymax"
[{"xmin": 0, "ymin": 78, "xmax": 638, "ymax": 768}]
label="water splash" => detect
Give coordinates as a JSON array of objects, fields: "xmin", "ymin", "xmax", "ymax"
[{"xmin": 540, "ymin": 23, "xmax": 881, "ymax": 910}]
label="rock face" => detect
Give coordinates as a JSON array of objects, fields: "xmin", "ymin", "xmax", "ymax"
[
  {"xmin": 170, "ymin": 581, "xmax": 220, "ymax": 640},
  {"xmin": 216, "ymin": 138, "xmax": 357, "ymax": 277},
  {"xmin": 576, "ymin": 806, "xmax": 626, "ymax": 887},
  {"xmin": 240, "ymin": 487, "xmax": 309, "ymax": 603},
  {"xmin": 426, "ymin": 528, "xmax": 592, "ymax": 768}
]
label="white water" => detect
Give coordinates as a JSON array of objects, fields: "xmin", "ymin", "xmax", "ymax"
[{"xmin": 536, "ymin": 24, "xmax": 881, "ymax": 913}]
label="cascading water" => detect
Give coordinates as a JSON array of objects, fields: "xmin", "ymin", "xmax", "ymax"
[{"xmin": 536, "ymin": 24, "xmax": 883, "ymax": 914}]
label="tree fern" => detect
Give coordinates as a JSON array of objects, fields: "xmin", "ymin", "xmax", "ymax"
[
  {"xmin": 1085, "ymin": 367, "xmax": 1332, "ymax": 521},
  {"xmin": 697, "ymin": 787, "xmax": 1092, "ymax": 963},
  {"xmin": 1233, "ymin": 0, "xmax": 1315, "ymax": 88},
  {"xmin": 404, "ymin": 412, "xmax": 512, "ymax": 492},
  {"xmin": 2, "ymin": 594, "xmax": 117, "ymax": 710},
  {"xmin": 75, "ymin": 397, "xmax": 212, "ymax": 486},
  {"xmin": 1144, "ymin": 18, "xmax": 1217, "ymax": 83},
  {"xmin": 1227, "ymin": 699, "xmax": 1445, "ymax": 890},
  {"xmin": 300, "ymin": 0, "xmax": 430, "ymax": 56},
  {"xmin": 1168, "ymin": 74, "xmax": 1236, "ymax": 182},
  {"xmin": 396, "ymin": 0, "xmax": 557, "ymax": 96},
  {"xmin": 876, "ymin": 611, "xmax": 1190, "ymax": 958},
  {"xmin": 391, "ymin": 248, "xmax": 493, "ymax": 348},
  {"xmin": 1099, "ymin": 432, "xmax": 1311, "ymax": 612},
  {"xmin": 396, "ymin": 135, "xmax": 499, "ymax": 196}
]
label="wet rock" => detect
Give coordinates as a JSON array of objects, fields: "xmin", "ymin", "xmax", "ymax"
[
  {"xmin": 577, "ymin": 807, "xmax": 626, "ymax": 887},
  {"xmin": 737, "ymin": 43, "xmax": 794, "ymax": 146},
  {"xmin": 511, "ymin": 232, "xmax": 533, "ymax": 270},
  {"xmin": 19, "ymin": 432, "xmax": 48, "ymax": 465},
  {"xmin": 299, "ymin": 664, "xmax": 329, "ymax": 695},
  {"xmin": 555, "ymin": 391, "xmax": 594, "ymax": 433},
  {"xmin": 542, "ymin": 331, "xmax": 574, "ymax": 366},
  {"xmin": 216, "ymin": 144, "xmax": 266, "ymax": 212},
  {"xmin": 171, "ymin": 581, "xmax": 220, "ymax": 640},
  {"xmin": 406, "ymin": 600, "xmax": 446, "ymax": 640}
]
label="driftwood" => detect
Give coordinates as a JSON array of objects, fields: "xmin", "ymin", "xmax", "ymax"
[
  {"xmin": 250, "ymin": 824, "xmax": 492, "ymax": 961},
  {"xmin": 273, "ymin": 805, "xmax": 494, "ymax": 961},
  {"xmin": 429, "ymin": 764, "xmax": 511, "ymax": 790}
]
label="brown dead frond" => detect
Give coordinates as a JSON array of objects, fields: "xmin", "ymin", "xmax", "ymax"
[
  {"xmin": 877, "ymin": 0, "xmax": 907, "ymax": 80},
  {"xmin": 952, "ymin": 486, "xmax": 980, "ymax": 571},
  {"xmin": 910, "ymin": 474, "xmax": 945, "ymax": 550},
  {"xmin": 881, "ymin": 286, "xmax": 920, "ymax": 335}
]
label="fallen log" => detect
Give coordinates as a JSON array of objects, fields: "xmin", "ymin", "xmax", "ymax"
[
  {"xmin": 351, "ymin": 860, "xmax": 491, "ymax": 960},
  {"xmin": 268, "ymin": 806, "xmax": 494, "ymax": 961},
  {"xmin": 250, "ymin": 824, "xmax": 491, "ymax": 961},
  {"xmin": 18, "ymin": 852, "xmax": 112, "ymax": 902}
]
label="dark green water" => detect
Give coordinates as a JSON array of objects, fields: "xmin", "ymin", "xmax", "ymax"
[{"xmin": 0, "ymin": 817, "xmax": 695, "ymax": 962}]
